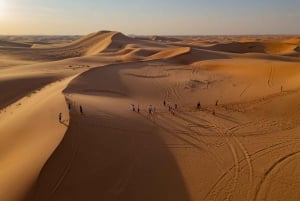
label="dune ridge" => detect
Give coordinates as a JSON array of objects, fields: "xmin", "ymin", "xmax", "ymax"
[
  {"xmin": 0, "ymin": 40, "xmax": 32, "ymax": 48},
  {"xmin": 0, "ymin": 75, "xmax": 77, "ymax": 201}
]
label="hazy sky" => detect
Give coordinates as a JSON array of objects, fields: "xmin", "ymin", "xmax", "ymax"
[{"xmin": 0, "ymin": 0, "xmax": 299, "ymax": 35}]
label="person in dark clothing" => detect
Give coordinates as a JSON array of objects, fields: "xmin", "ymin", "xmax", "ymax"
[
  {"xmin": 137, "ymin": 105, "xmax": 140, "ymax": 113},
  {"xmin": 59, "ymin": 112, "xmax": 62, "ymax": 122},
  {"xmin": 68, "ymin": 103, "xmax": 71, "ymax": 110},
  {"xmin": 163, "ymin": 100, "xmax": 166, "ymax": 106},
  {"xmin": 148, "ymin": 105, "xmax": 152, "ymax": 114},
  {"xmin": 197, "ymin": 101, "xmax": 201, "ymax": 110},
  {"xmin": 80, "ymin": 105, "xmax": 83, "ymax": 114}
]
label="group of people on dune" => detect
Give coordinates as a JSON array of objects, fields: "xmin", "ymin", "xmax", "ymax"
[
  {"xmin": 130, "ymin": 98, "xmax": 218, "ymax": 118},
  {"xmin": 58, "ymin": 102, "xmax": 83, "ymax": 123}
]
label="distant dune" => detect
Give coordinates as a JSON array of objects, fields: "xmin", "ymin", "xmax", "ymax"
[
  {"xmin": 0, "ymin": 40, "xmax": 32, "ymax": 48},
  {"xmin": 206, "ymin": 41, "xmax": 299, "ymax": 54}
]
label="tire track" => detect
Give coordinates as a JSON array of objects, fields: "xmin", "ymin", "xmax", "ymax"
[
  {"xmin": 227, "ymin": 126, "xmax": 254, "ymax": 188},
  {"xmin": 267, "ymin": 66, "xmax": 274, "ymax": 88},
  {"xmin": 208, "ymin": 118, "xmax": 241, "ymax": 201},
  {"xmin": 204, "ymin": 138, "xmax": 300, "ymax": 201},
  {"xmin": 240, "ymin": 83, "xmax": 252, "ymax": 97},
  {"xmin": 47, "ymin": 143, "xmax": 79, "ymax": 200},
  {"xmin": 253, "ymin": 151, "xmax": 300, "ymax": 201}
]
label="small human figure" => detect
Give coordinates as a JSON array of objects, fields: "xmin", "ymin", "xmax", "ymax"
[
  {"xmin": 59, "ymin": 112, "xmax": 62, "ymax": 122},
  {"xmin": 153, "ymin": 106, "xmax": 156, "ymax": 114},
  {"xmin": 197, "ymin": 101, "xmax": 201, "ymax": 110},
  {"xmin": 171, "ymin": 108, "xmax": 175, "ymax": 115},
  {"xmin": 163, "ymin": 100, "xmax": 166, "ymax": 106},
  {"xmin": 68, "ymin": 103, "xmax": 71, "ymax": 110},
  {"xmin": 215, "ymin": 100, "xmax": 219, "ymax": 106},
  {"xmin": 137, "ymin": 105, "xmax": 140, "ymax": 113},
  {"xmin": 80, "ymin": 105, "xmax": 83, "ymax": 114},
  {"xmin": 130, "ymin": 104, "xmax": 136, "ymax": 112},
  {"xmin": 148, "ymin": 105, "xmax": 152, "ymax": 114}
]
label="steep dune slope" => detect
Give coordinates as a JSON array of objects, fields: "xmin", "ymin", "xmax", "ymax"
[
  {"xmin": 31, "ymin": 31, "xmax": 168, "ymax": 58},
  {"xmin": 0, "ymin": 76, "xmax": 76, "ymax": 201},
  {"xmin": 25, "ymin": 63, "xmax": 190, "ymax": 201}
]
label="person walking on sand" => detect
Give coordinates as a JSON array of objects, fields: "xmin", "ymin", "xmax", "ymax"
[
  {"xmin": 137, "ymin": 105, "xmax": 140, "ymax": 113},
  {"xmin": 133, "ymin": 104, "xmax": 136, "ymax": 112},
  {"xmin": 148, "ymin": 104, "xmax": 152, "ymax": 115},
  {"xmin": 153, "ymin": 106, "xmax": 156, "ymax": 114},
  {"xmin": 163, "ymin": 100, "xmax": 166, "ymax": 106},
  {"xmin": 59, "ymin": 112, "xmax": 62, "ymax": 122},
  {"xmin": 130, "ymin": 104, "xmax": 136, "ymax": 112},
  {"xmin": 171, "ymin": 108, "xmax": 175, "ymax": 115},
  {"xmin": 197, "ymin": 101, "xmax": 201, "ymax": 110},
  {"xmin": 80, "ymin": 105, "xmax": 83, "ymax": 114}
]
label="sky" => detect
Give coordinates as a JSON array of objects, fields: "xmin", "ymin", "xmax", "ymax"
[{"xmin": 0, "ymin": 0, "xmax": 299, "ymax": 35}]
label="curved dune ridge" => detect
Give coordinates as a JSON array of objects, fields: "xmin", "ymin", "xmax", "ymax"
[
  {"xmin": 32, "ymin": 31, "xmax": 128, "ymax": 56},
  {"xmin": 31, "ymin": 31, "xmax": 168, "ymax": 58},
  {"xmin": 0, "ymin": 76, "xmax": 76, "ymax": 201},
  {"xmin": 207, "ymin": 41, "xmax": 299, "ymax": 54},
  {"xmin": 166, "ymin": 48, "xmax": 231, "ymax": 64}
]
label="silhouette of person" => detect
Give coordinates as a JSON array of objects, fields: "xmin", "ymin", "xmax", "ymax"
[
  {"xmin": 163, "ymin": 100, "xmax": 166, "ymax": 106},
  {"xmin": 59, "ymin": 112, "xmax": 62, "ymax": 122},
  {"xmin": 80, "ymin": 105, "xmax": 83, "ymax": 114},
  {"xmin": 149, "ymin": 105, "xmax": 152, "ymax": 114},
  {"xmin": 197, "ymin": 101, "xmax": 201, "ymax": 109}
]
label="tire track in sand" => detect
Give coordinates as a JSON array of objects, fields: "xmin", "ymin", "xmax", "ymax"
[{"xmin": 253, "ymin": 151, "xmax": 300, "ymax": 201}]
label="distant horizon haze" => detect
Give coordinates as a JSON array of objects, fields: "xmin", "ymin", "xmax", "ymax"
[{"xmin": 0, "ymin": 0, "xmax": 299, "ymax": 35}]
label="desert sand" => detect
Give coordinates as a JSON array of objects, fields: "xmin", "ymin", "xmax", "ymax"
[{"xmin": 1, "ymin": 31, "xmax": 300, "ymax": 201}]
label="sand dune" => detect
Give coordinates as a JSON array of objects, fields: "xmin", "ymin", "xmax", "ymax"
[
  {"xmin": 0, "ymin": 40, "xmax": 32, "ymax": 48},
  {"xmin": 1, "ymin": 31, "xmax": 300, "ymax": 201},
  {"xmin": 168, "ymin": 48, "xmax": 231, "ymax": 64},
  {"xmin": 0, "ymin": 76, "xmax": 76, "ymax": 201},
  {"xmin": 207, "ymin": 41, "xmax": 299, "ymax": 54},
  {"xmin": 31, "ymin": 31, "xmax": 167, "ymax": 58},
  {"xmin": 149, "ymin": 35, "xmax": 182, "ymax": 42}
]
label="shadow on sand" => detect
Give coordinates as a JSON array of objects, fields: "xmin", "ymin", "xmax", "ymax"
[{"xmin": 26, "ymin": 110, "xmax": 191, "ymax": 201}]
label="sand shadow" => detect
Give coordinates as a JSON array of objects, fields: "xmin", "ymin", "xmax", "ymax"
[{"xmin": 26, "ymin": 108, "xmax": 191, "ymax": 201}]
